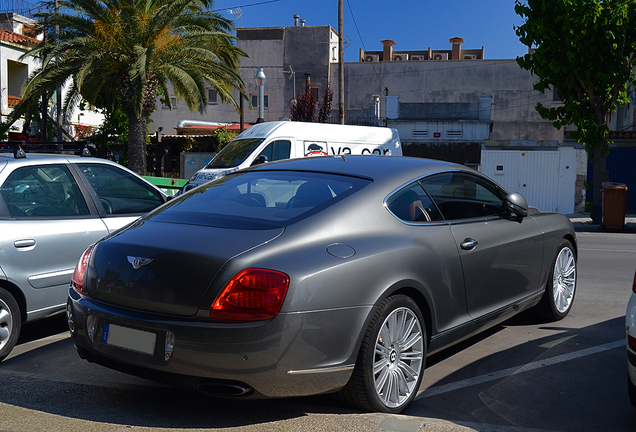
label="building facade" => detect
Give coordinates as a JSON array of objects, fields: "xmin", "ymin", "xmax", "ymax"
[
  {"xmin": 0, "ymin": 13, "xmax": 40, "ymax": 128},
  {"xmin": 0, "ymin": 12, "xmax": 105, "ymax": 140},
  {"xmin": 151, "ymin": 18, "xmax": 591, "ymax": 213}
]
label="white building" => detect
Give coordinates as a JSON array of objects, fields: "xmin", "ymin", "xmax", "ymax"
[{"xmin": 0, "ymin": 13, "xmax": 104, "ymax": 140}]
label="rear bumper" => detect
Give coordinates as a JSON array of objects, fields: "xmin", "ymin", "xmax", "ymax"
[{"xmin": 67, "ymin": 287, "xmax": 368, "ymax": 398}]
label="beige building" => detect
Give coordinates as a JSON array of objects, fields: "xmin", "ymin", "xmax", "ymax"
[{"xmin": 152, "ymin": 18, "xmax": 591, "ymax": 212}]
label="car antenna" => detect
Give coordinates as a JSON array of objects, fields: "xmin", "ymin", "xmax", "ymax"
[{"xmin": 340, "ymin": 154, "xmax": 347, "ymax": 162}]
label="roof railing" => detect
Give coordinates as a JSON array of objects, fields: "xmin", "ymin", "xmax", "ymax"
[{"xmin": 0, "ymin": 141, "xmax": 95, "ymax": 159}]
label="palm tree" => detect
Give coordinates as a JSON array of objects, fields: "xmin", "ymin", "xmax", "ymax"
[{"xmin": 18, "ymin": 0, "xmax": 247, "ymax": 174}]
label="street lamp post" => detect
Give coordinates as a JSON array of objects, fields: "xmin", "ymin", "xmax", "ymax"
[{"xmin": 255, "ymin": 68, "xmax": 266, "ymax": 124}]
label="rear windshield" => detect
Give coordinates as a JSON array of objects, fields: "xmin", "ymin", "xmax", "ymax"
[
  {"xmin": 149, "ymin": 170, "xmax": 371, "ymax": 229},
  {"xmin": 206, "ymin": 138, "xmax": 264, "ymax": 169}
]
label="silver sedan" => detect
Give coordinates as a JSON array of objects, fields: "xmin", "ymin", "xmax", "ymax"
[{"xmin": 67, "ymin": 155, "xmax": 577, "ymax": 413}]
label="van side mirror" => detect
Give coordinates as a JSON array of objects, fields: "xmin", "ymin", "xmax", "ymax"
[
  {"xmin": 504, "ymin": 193, "xmax": 528, "ymax": 218},
  {"xmin": 252, "ymin": 154, "xmax": 269, "ymax": 166}
]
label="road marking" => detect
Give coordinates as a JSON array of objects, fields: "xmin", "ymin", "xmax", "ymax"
[
  {"xmin": 579, "ymin": 248, "xmax": 636, "ymax": 252},
  {"xmin": 539, "ymin": 334, "xmax": 578, "ymax": 349},
  {"xmin": 416, "ymin": 339, "xmax": 624, "ymax": 399}
]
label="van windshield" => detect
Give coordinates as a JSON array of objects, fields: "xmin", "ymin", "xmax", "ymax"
[{"xmin": 206, "ymin": 138, "xmax": 265, "ymax": 169}]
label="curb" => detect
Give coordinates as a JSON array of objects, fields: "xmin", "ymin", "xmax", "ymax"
[{"xmin": 567, "ymin": 214, "xmax": 636, "ymax": 233}]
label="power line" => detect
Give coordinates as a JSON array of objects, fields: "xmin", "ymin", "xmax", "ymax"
[
  {"xmin": 213, "ymin": 0, "xmax": 281, "ymax": 13},
  {"xmin": 345, "ymin": 0, "xmax": 385, "ymax": 91}
]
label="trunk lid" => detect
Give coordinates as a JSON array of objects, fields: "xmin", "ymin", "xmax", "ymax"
[{"xmin": 86, "ymin": 220, "xmax": 283, "ymax": 316}]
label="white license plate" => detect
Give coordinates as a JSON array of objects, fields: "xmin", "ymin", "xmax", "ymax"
[{"xmin": 102, "ymin": 323, "xmax": 157, "ymax": 355}]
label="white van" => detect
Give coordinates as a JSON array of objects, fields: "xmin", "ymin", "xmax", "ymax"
[{"xmin": 184, "ymin": 120, "xmax": 402, "ymax": 190}]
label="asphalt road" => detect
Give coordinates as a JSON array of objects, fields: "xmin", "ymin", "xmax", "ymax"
[{"xmin": 0, "ymin": 231, "xmax": 635, "ymax": 432}]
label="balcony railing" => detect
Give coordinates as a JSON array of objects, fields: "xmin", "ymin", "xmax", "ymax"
[{"xmin": 0, "ymin": 0, "xmax": 39, "ymax": 19}]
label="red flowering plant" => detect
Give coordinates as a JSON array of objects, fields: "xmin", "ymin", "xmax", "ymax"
[{"xmin": 74, "ymin": 124, "xmax": 96, "ymax": 139}]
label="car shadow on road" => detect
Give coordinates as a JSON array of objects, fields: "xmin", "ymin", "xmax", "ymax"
[
  {"xmin": 410, "ymin": 315, "xmax": 635, "ymax": 432},
  {"xmin": 16, "ymin": 313, "xmax": 68, "ymax": 345},
  {"xmin": 3, "ymin": 310, "xmax": 634, "ymax": 431},
  {"xmin": 1, "ymin": 315, "xmax": 364, "ymax": 430}
]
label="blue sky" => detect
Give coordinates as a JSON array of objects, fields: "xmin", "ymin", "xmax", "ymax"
[{"xmin": 212, "ymin": 0, "xmax": 528, "ymax": 62}]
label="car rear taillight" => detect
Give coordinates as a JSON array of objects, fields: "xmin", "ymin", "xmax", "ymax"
[
  {"xmin": 629, "ymin": 335, "xmax": 636, "ymax": 353},
  {"xmin": 210, "ymin": 268, "xmax": 289, "ymax": 321},
  {"xmin": 71, "ymin": 246, "xmax": 93, "ymax": 294}
]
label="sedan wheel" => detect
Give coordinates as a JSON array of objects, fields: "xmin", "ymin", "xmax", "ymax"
[
  {"xmin": 338, "ymin": 295, "xmax": 426, "ymax": 413},
  {"xmin": 538, "ymin": 239, "xmax": 577, "ymax": 320},
  {"xmin": 0, "ymin": 288, "xmax": 21, "ymax": 362}
]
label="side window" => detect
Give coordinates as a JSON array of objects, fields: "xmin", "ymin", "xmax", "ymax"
[
  {"xmin": 259, "ymin": 143, "xmax": 273, "ymax": 162},
  {"xmin": 420, "ymin": 172, "xmax": 508, "ymax": 221},
  {"xmin": 386, "ymin": 182, "xmax": 442, "ymax": 222},
  {"xmin": 271, "ymin": 140, "xmax": 291, "ymax": 161},
  {"xmin": 0, "ymin": 165, "xmax": 89, "ymax": 218},
  {"xmin": 77, "ymin": 163, "xmax": 164, "ymax": 215},
  {"xmin": 258, "ymin": 140, "xmax": 291, "ymax": 162}
]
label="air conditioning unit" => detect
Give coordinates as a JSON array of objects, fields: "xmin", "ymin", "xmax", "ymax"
[
  {"xmin": 364, "ymin": 54, "xmax": 379, "ymax": 62},
  {"xmin": 393, "ymin": 54, "xmax": 408, "ymax": 61},
  {"xmin": 432, "ymin": 53, "xmax": 448, "ymax": 61},
  {"xmin": 463, "ymin": 54, "xmax": 477, "ymax": 60},
  {"xmin": 411, "ymin": 55, "xmax": 426, "ymax": 61}
]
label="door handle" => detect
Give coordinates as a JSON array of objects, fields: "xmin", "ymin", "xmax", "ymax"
[
  {"xmin": 460, "ymin": 238, "xmax": 478, "ymax": 250},
  {"xmin": 14, "ymin": 239, "xmax": 36, "ymax": 249}
]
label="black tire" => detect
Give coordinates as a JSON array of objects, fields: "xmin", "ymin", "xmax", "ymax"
[
  {"xmin": 536, "ymin": 239, "xmax": 577, "ymax": 321},
  {"xmin": 0, "ymin": 288, "xmax": 21, "ymax": 362},
  {"xmin": 337, "ymin": 295, "xmax": 426, "ymax": 413},
  {"xmin": 629, "ymin": 376, "xmax": 636, "ymax": 409}
]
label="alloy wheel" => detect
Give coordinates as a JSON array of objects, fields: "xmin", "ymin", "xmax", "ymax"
[
  {"xmin": 373, "ymin": 306, "xmax": 424, "ymax": 408},
  {"xmin": 553, "ymin": 246, "xmax": 576, "ymax": 314},
  {"xmin": 0, "ymin": 298, "xmax": 13, "ymax": 351}
]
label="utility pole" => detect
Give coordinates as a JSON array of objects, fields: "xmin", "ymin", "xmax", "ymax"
[{"xmin": 338, "ymin": 0, "xmax": 345, "ymax": 125}]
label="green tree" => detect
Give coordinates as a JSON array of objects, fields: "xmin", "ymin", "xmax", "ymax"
[
  {"xmin": 515, "ymin": 0, "xmax": 636, "ymax": 221},
  {"xmin": 13, "ymin": 0, "xmax": 247, "ymax": 175}
]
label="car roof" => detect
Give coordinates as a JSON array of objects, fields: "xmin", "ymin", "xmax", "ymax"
[
  {"xmin": 0, "ymin": 151, "xmax": 167, "ymax": 197},
  {"xmin": 0, "ymin": 152, "xmax": 120, "ymax": 166},
  {"xmin": 249, "ymin": 155, "xmax": 472, "ymax": 184}
]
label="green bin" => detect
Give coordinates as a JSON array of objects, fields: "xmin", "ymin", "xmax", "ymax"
[
  {"xmin": 143, "ymin": 176, "xmax": 188, "ymax": 197},
  {"xmin": 602, "ymin": 182, "xmax": 628, "ymax": 230}
]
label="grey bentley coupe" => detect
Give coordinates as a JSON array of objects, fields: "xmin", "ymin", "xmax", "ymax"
[{"xmin": 67, "ymin": 155, "xmax": 577, "ymax": 413}]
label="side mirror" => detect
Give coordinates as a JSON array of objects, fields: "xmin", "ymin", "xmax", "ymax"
[
  {"xmin": 251, "ymin": 154, "xmax": 269, "ymax": 166},
  {"xmin": 504, "ymin": 193, "xmax": 528, "ymax": 218}
]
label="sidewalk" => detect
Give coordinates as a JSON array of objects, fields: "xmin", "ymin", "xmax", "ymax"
[{"xmin": 567, "ymin": 213, "xmax": 636, "ymax": 233}]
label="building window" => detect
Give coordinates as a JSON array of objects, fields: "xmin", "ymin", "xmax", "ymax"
[
  {"xmin": 162, "ymin": 97, "xmax": 177, "ymax": 109},
  {"xmin": 552, "ymin": 87, "xmax": 563, "ymax": 102},
  {"xmin": 250, "ymin": 94, "xmax": 269, "ymax": 109},
  {"xmin": 207, "ymin": 89, "xmax": 218, "ymax": 105}
]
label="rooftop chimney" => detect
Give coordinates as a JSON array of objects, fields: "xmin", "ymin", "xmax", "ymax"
[
  {"xmin": 293, "ymin": 14, "xmax": 299, "ymax": 26},
  {"xmin": 450, "ymin": 37, "xmax": 463, "ymax": 60},
  {"xmin": 381, "ymin": 40, "xmax": 396, "ymax": 61}
]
